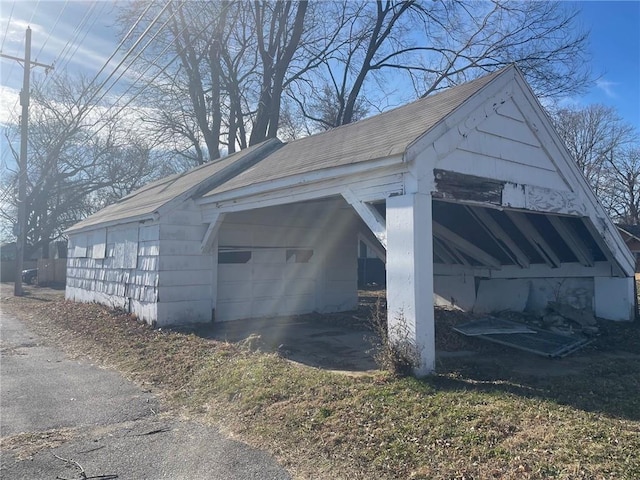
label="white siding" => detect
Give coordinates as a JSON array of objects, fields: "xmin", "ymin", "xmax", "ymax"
[
  {"xmin": 155, "ymin": 201, "xmax": 213, "ymax": 326},
  {"xmin": 66, "ymin": 202, "xmax": 215, "ymax": 327},
  {"xmin": 421, "ymin": 97, "xmax": 571, "ymax": 192}
]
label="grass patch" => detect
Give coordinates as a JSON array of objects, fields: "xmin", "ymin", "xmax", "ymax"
[{"xmin": 3, "ymin": 288, "xmax": 640, "ymax": 479}]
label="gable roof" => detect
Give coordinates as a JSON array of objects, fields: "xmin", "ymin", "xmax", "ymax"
[
  {"xmin": 66, "ymin": 138, "xmax": 283, "ymax": 233},
  {"xmin": 202, "ymin": 67, "xmax": 507, "ymax": 198},
  {"xmin": 66, "ymin": 66, "xmax": 516, "ymax": 233}
]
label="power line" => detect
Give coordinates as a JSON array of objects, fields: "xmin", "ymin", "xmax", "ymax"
[
  {"xmin": 40, "ymin": 2, "xmax": 102, "ymax": 89},
  {"xmin": 27, "ymin": 0, "xmax": 40, "ymax": 25},
  {"xmin": 87, "ymin": 3, "xmax": 191, "ymax": 120},
  {"xmin": 90, "ymin": 4, "xmax": 215, "ymax": 138},
  {"xmin": 33, "ymin": 0, "xmax": 69, "ymax": 62},
  {"xmin": 0, "ymin": 1, "xmax": 16, "ymax": 52},
  {"xmin": 79, "ymin": 0, "xmax": 161, "ymax": 101}
]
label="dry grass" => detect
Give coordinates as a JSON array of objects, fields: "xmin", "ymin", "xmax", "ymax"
[
  {"xmin": 2, "ymin": 285, "xmax": 640, "ymax": 479},
  {"xmin": 0, "ymin": 429, "xmax": 77, "ymax": 462}
]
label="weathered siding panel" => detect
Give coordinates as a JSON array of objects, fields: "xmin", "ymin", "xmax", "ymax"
[{"xmin": 66, "ymin": 219, "xmax": 161, "ymax": 325}]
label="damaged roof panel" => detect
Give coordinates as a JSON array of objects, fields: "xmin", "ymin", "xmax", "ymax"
[{"xmin": 454, "ymin": 317, "xmax": 593, "ymax": 358}]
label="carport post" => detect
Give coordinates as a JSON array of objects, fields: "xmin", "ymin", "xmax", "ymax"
[{"xmin": 386, "ymin": 193, "xmax": 435, "ymax": 376}]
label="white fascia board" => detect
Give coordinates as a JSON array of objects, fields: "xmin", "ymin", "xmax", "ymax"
[
  {"xmin": 196, "ymin": 155, "xmax": 404, "ymax": 208},
  {"xmin": 65, "ymin": 212, "xmax": 159, "ymax": 236}
]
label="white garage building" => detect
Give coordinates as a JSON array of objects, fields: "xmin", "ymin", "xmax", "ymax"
[{"xmin": 66, "ymin": 66, "xmax": 635, "ymax": 375}]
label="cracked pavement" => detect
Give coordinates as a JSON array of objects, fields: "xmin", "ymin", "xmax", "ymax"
[{"xmin": 0, "ymin": 310, "xmax": 290, "ymax": 480}]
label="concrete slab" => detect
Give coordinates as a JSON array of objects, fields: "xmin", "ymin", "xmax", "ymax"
[{"xmin": 194, "ymin": 314, "xmax": 380, "ymax": 372}]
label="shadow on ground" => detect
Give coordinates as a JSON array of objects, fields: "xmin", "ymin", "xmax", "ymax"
[
  {"xmin": 178, "ymin": 290, "xmax": 640, "ymax": 421},
  {"xmin": 180, "ymin": 312, "xmax": 381, "ymax": 372}
]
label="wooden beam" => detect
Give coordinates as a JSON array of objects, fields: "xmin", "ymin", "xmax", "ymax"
[
  {"xmin": 357, "ymin": 232, "xmax": 386, "ymax": 263},
  {"xmin": 505, "ymin": 211, "xmax": 561, "ymax": 268},
  {"xmin": 342, "ymin": 189, "xmax": 387, "ymax": 248},
  {"xmin": 433, "ymin": 237, "xmax": 457, "ymax": 265},
  {"xmin": 581, "ymin": 218, "xmax": 625, "ymax": 277},
  {"xmin": 547, "ymin": 215, "xmax": 594, "ymax": 267},
  {"xmin": 432, "ymin": 221, "xmax": 502, "ymax": 269},
  {"xmin": 467, "ymin": 206, "xmax": 530, "ymax": 268},
  {"xmin": 200, "ymin": 213, "xmax": 225, "ymax": 253},
  {"xmin": 438, "ymin": 237, "xmax": 472, "ymax": 266}
]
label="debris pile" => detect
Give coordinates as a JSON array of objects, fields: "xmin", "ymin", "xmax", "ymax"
[
  {"xmin": 452, "ymin": 302, "xmax": 602, "ymax": 358},
  {"xmin": 541, "ymin": 302, "xmax": 599, "ymax": 336}
]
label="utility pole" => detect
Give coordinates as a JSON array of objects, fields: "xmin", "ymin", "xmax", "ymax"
[{"xmin": 1, "ymin": 27, "xmax": 53, "ymax": 296}]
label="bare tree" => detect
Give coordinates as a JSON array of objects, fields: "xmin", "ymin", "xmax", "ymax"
[
  {"xmin": 294, "ymin": 0, "xmax": 591, "ymax": 129},
  {"xmin": 550, "ymin": 104, "xmax": 636, "ymax": 196},
  {"xmin": 117, "ymin": 0, "xmax": 591, "ymax": 160},
  {"xmin": 0, "ymin": 76, "xmax": 163, "ymax": 258},
  {"xmin": 603, "ymin": 147, "xmax": 640, "ymax": 225}
]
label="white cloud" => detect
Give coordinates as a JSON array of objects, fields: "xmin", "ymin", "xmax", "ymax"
[
  {"xmin": 596, "ymin": 79, "xmax": 619, "ymax": 98},
  {"xmin": 0, "ymin": 85, "xmax": 20, "ymax": 127}
]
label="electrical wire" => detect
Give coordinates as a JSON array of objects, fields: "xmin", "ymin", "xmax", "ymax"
[
  {"xmin": 90, "ymin": 2, "xmax": 218, "ymax": 139},
  {"xmin": 27, "ymin": 0, "xmax": 40, "ymax": 25},
  {"xmin": 18, "ymin": 0, "xmax": 175, "ymax": 165},
  {"xmin": 0, "ymin": 1, "xmax": 16, "ymax": 53},
  {"xmin": 33, "ymin": 0, "xmax": 68, "ymax": 62},
  {"xmin": 79, "ymin": 0, "xmax": 160, "ymax": 101},
  {"xmin": 81, "ymin": 1, "xmax": 234, "ymax": 142},
  {"xmin": 87, "ymin": 2, "xmax": 189, "ymax": 121},
  {"xmin": 39, "ymin": 2, "xmax": 102, "ymax": 89}
]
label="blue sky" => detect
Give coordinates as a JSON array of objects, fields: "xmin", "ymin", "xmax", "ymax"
[
  {"xmin": 573, "ymin": 1, "xmax": 640, "ymax": 129},
  {"xmin": 1, "ymin": 1, "xmax": 639, "ymax": 134}
]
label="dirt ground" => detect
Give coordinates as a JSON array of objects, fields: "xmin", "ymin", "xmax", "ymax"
[{"xmin": 4, "ymin": 283, "xmax": 639, "ymax": 379}]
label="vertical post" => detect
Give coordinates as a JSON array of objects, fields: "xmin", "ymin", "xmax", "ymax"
[
  {"xmin": 386, "ymin": 193, "xmax": 435, "ymax": 376},
  {"xmin": 14, "ymin": 27, "xmax": 31, "ymax": 296}
]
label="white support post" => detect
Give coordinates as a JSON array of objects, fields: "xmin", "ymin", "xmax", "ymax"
[{"xmin": 386, "ymin": 193, "xmax": 435, "ymax": 376}]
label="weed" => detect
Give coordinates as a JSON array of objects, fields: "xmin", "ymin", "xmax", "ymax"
[
  {"xmin": 4, "ymin": 285, "xmax": 640, "ymax": 480},
  {"xmin": 368, "ymin": 299, "xmax": 419, "ymax": 377}
]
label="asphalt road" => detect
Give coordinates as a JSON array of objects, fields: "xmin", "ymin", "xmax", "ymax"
[{"xmin": 0, "ymin": 311, "xmax": 291, "ymax": 480}]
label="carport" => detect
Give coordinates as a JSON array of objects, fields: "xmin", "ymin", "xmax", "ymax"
[
  {"xmin": 66, "ymin": 65, "xmax": 634, "ymax": 376},
  {"xmin": 197, "ymin": 65, "xmax": 634, "ymax": 375}
]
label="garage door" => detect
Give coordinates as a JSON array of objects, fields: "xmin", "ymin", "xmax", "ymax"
[{"xmin": 216, "ymin": 247, "xmax": 317, "ymax": 321}]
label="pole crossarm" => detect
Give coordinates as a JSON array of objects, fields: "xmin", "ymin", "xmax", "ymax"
[{"xmin": 0, "ymin": 52, "xmax": 54, "ymax": 71}]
